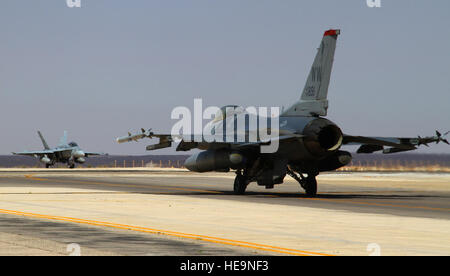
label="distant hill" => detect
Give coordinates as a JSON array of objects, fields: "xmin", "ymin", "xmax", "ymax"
[{"xmin": 1, "ymin": 153, "xmax": 449, "ymax": 171}]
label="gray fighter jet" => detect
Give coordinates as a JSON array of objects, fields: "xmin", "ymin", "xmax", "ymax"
[
  {"xmin": 13, "ymin": 131, "xmax": 106, "ymax": 168},
  {"xmin": 116, "ymin": 29, "xmax": 448, "ymax": 196}
]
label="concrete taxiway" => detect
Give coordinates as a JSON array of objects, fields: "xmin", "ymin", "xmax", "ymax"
[{"xmin": 0, "ymin": 169, "xmax": 449, "ymax": 255}]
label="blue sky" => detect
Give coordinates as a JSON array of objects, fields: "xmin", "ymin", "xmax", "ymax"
[{"xmin": 0, "ymin": 0, "xmax": 449, "ymax": 154}]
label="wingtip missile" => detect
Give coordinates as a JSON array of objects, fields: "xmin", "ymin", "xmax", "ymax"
[
  {"xmin": 415, "ymin": 130, "xmax": 450, "ymax": 147},
  {"xmin": 116, "ymin": 128, "xmax": 153, "ymax": 144},
  {"xmin": 435, "ymin": 130, "xmax": 449, "ymax": 145}
]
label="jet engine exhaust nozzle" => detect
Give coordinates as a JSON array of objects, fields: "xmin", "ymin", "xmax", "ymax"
[{"xmin": 303, "ymin": 118, "xmax": 343, "ymax": 156}]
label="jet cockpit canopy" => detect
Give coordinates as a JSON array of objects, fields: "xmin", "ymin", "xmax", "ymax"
[{"xmin": 214, "ymin": 105, "xmax": 246, "ymax": 122}]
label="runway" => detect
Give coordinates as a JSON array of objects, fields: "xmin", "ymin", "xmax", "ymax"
[{"xmin": 0, "ymin": 169, "xmax": 449, "ymax": 255}]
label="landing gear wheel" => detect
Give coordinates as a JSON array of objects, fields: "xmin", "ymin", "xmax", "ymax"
[
  {"xmin": 286, "ymin": 167, "xmax": 318, "ymax": 197},
  {"xmin": 68, "ymin": 163, "xmax": 75, "ymax": 169},
  {"xmin": 303, "ymin": 175, "xmax": 317, "ymax": 197},
  {"xmin": 233, "ymin": 173, "xmax": 248, "ymax": 195},
  {"xmin": 45, "ymin": 164, "xmax": 51, "ymax": 168}
]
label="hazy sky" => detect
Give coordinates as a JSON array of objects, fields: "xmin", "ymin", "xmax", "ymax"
[{"xmin": 0, "ymin": 0, "xmax": 449, "ymax": 155}]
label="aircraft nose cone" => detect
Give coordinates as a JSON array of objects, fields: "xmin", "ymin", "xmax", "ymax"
[
  {"xmin": 338, "ymin": 154, "xmax": 352, "ymax": 165},
  {"xmin": 40, "ymin": 156, "xmax": 51, "ymax": 164},
  {"xmin": 73, "ymin": 150, "xmax": 85, "ymax": 158},
  {"xmin": 184, "ymin": 155, "xmax": 197, "ymax": 171}
]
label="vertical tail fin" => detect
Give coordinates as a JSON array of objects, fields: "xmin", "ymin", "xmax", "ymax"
[
  {"xmin": 59, "ymin": 131, "xmax": 68, "ymax": 147},
  {"xmin": 282, "ymin": 29, "xmax": 340, "ymax": 117},
  {"xmin": 37, "ymin": 131, "xmax": 50, "ymax": 150}
]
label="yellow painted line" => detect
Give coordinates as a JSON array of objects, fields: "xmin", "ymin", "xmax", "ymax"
[
  {"xmin": 0, "ymin": 208, "xmax": 331, "ymax": 256},
  {"xmin": 24, "ymin": 174, "xmax": 48, "ymax": 181},
  {"xmin": 0, "ymin": 192, "xmax": 130, "ymax": 195}
]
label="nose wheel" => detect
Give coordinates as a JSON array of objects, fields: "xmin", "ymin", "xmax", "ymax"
[{"xmin": 233, "ymin": 171, "xmax": 248, "ymax": 195}]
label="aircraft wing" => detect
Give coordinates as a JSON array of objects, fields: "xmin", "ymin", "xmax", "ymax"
[
  {"xmin": 175, "ymin": 133, "xmax": 305, "ymax": 152},
  {"xmin": 116, "ymin": 128, "xmax": 304, "ymax": 151},
  {"xmin": 12, "ymin": 149, "xmax": 57, "ymax": 157},
  {"xmin": 84, "ymin": 152, "xmax": 108, "ymax": 157},
  {"xmin": 234, "ymin": 134, "xmax": 305, "ymax": 148},
  {"xmin": 343, "ymin": 131, "xmax": 449, "ymax": 154}
]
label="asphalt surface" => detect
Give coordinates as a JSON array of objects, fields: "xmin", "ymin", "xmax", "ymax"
[
  {"xmin": 1, "ymin": 170, "xmax": 448, "ymax": 219},
  {"xmin": 0, "ymin": 169, "xmax": 449, "ymax": 255},
  {"xmin": 0, "ymin": 213, "xmax": 257, "ymax": 256}
]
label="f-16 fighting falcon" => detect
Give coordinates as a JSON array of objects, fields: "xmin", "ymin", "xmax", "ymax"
[
  {"xmin": 116, "ymin": 29, "xmax": 448, "ymax": 197},
  {"xmin": 13, "ymin": 131, "xmax": 106, "ymax": 168}
]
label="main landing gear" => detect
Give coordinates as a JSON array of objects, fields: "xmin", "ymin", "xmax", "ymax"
[
  {"xmin": 233, "ymin": 170, "xmax": 248, "ymax": 195},
  {"xmin": 287, "ymin": 168, "xmax": 318, "ymax": 197}
]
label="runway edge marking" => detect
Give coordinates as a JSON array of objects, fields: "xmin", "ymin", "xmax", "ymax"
[{"xmin": 0, "ymin": 208, "xmax": 332, "ymax": 256}]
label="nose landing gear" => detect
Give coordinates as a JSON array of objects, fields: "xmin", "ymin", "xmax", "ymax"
[{"xmin": 233, "ymin": 170, "xmax": 248, "ymax": 195}]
